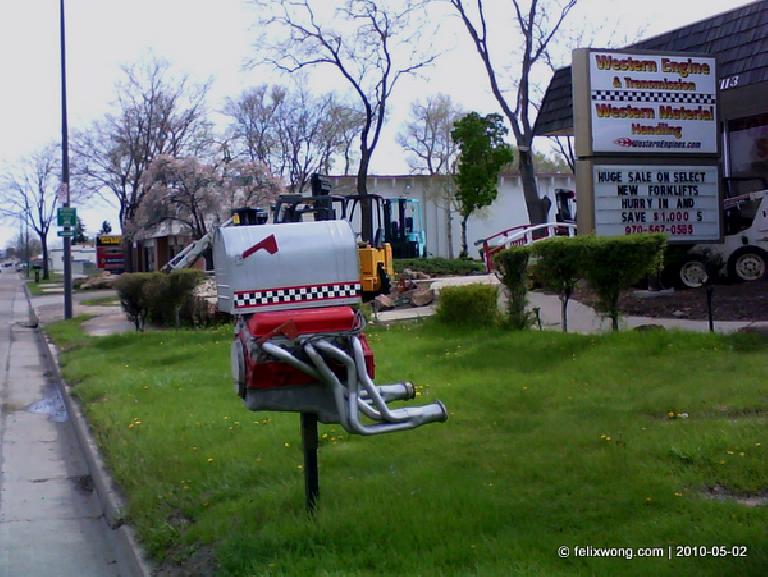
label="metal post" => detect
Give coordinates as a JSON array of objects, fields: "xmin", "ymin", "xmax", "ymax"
[
  {"xmin": 60, "ymin": 0, "xmax": 72, "ymax": 319},
  {"xmin": 706, "ymin": 285, "xmax": 714, "ymax": 333},
  {"xmin": 300, "ymin": 412, "xmax": 319, "ymax": 514}
]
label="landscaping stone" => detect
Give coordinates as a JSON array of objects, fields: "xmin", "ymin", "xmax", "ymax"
[
  {"xmin": 374, "ymin": 294, "xmax": 396, "ymax": 310},
  {"xmin": 410, "ymin": 288, "xmax": 434, "ymax": 307}
]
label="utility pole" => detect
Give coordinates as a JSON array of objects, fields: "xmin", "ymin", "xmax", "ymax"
[{"xmin": 60, "ymin": 0, "xmax": 72, "ymax": 318}]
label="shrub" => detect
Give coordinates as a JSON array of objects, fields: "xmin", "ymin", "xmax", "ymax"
[
  {"xmin": 581, "ymin": 234, "xmax": 666, "ymax": 330},
  {"xmin": 531, "ymin": 237, "xmax": 588, "ymax": 332},
  {"xmin": 115, "ymin": 273, "xmax": 155, "ymax": 331},
  {"xmin": 494, "ymin": 246, "xmax": 532, "ymax": 330},
  {"xmin": 435, "ymin": 284, "xmax": 498, "ymax": 326},
  {"xmin": 116, "ymin": 270, "xmax": 206, "ymax": 331},
  {"xmin": 394, "ymin": 258, "xmax": 485, "ymax": 276}
]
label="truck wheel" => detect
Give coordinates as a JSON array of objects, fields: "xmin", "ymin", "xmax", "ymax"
[
  {"xmin": 676, "ymin": 255, "xmax": 709, "ymax": 288},
  {"xmin": 728, "ymin": 247, "xmax": 768, "ymax": 282}
]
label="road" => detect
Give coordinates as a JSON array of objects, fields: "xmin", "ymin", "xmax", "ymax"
[{"xmin": 0, "ymin": 274, "xmax": 123, "ymax": 576}]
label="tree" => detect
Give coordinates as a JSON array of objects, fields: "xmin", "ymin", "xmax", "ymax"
[
  {"xmin": 451, "ymin": 112, "xmax": 514, "ymax": 257},
  {"xmin": 137, "ymin": 155, "xmax": 283, "ymax": 240},
  {"xmin": 448, "ymin": 0, "xmax": 578, "ymax": 224},
  {"xmin": 72, "ymin": 58, "xmax": 210, "ymax": 268},
  {"xmin": 223, "ymin": 84, "xmax": 286, "ymax": 169},
  {"xmin": 100, "ymin": 220, "xmax": 112, "ymax": 234},
  {"xmin": 0, "ymin": 144, "xmax": 63, "ymax": 279},
  {"xmin": 397, "ymin": 94, "xmax": 463, "ymax": 175},
  {"xmin": 74, "ymin": 217, "xmax": 88, "ymax": 244},
  {"xmin": 255, "ymin": 0, "xmax": 438, "ymax": 242}
]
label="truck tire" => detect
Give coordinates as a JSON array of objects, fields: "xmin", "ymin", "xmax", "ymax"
[
  {"xmin": 675, "ymin": 255, "xmax": 709, "ymax": 288},
  {"xmin": 728, "ymin": 247, "xmax": 768, "ymax": 282}
]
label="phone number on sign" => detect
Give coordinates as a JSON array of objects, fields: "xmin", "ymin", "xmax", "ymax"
[{"xmin": 624, "ymin": 224, "xmax": 694, "ymax": 235}]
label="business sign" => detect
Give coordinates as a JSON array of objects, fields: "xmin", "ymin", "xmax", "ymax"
[
  {"xmin": 588, "ymin": 51, "xmax": 717, "ymax": 154},
  {"xmin": 593, "ymin": 165, "xmax": 720, "ymax": 241},
  {"xmin": 96, "ymin": 234, "xmax": 125, "ymax": 271},
  {"xmin": 96, "ymin": 235, "xmax": 122, "ymax": 246}
]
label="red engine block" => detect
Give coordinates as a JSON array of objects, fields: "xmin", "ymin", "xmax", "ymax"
[{"xmin": 238, "ymin": 306, "xmax": 375, "ymax": 390}]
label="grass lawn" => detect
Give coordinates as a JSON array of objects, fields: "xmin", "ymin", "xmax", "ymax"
[
  {"xmin": 25, "ymin": 270, "xmax": 63, "ymax": 295},
  {"xmin": 46, "ymin": 318, "xmax": 768, "ymax": 577},
  {"xmin": 80, "ymin": 295, "xmax": 120, "ymax": 307}
]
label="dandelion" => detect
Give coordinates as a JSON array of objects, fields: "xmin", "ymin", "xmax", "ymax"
[
  {"xmin": 297, "ymin": 465, "xmax": 303, "ymax": 470},
  {"xmin": 330, "ymin": 437, "xmax": 337, "ymax": 442},
  {"xmin": 128, "ymin": 423, "xmax": 135, "ymax": 429},
  {"xmin": 755, "ymin": 443, "xmax": 761, "ymax": 447},
  {"xmin": 739, "ymin": 452, "xmax": 745, "ymax": 457},
  {"xmin": 192, "ymin": 446, "xmax": 198, "ymax": 451},
  {"xmin": 605, "ymin": 436, "xmax": 611, "ymax": 441},
  {"xmin": 674, "ymin": 492, "xmax": 683, "ymax": 497},
  {"xmin": 667, "ymin": 411, "xmax": 676, "ymax": 418},
  {"xmin": 321, "ymin": 433, "xmax": 328, "ymax": 439},
  {"xmin": 727, "ymin": 450, "xmax": 734, "ymax": 455},
  {"xmin": 645, "ymin": 497, "xmax": 652, "ymax": 502},
  {"xmin": 284, "ymin": 442, "xmax": 291, "ymax": 448},
  {"xmin": 207, "ymin": 457, "xmax": 214, "ymax": 463}
]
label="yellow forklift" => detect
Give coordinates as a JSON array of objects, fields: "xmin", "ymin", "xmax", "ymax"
[{"xmin": 272, "ymin": 174, "xmax": 394, "ymax": 298}]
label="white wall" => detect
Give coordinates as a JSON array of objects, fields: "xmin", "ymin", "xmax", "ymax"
[{"xmin": 328, "ymin": 173, "xmax": 576, "ymax": 259}]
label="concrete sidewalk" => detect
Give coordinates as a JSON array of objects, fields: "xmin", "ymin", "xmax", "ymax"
[
  {"xmin": 377, "ymin": 285, "xmax": 768, "ymax": 334},
  {"xmin": 0, "ymin": 276, "xmax": 126, "ymax": 576}
]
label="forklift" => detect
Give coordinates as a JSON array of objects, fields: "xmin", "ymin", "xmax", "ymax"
[
  {"xmin": 271, "ymin": 174, "xmax": 394, "ymax": 298},
  {"xmin": 382, "ymin": 198, "xmax": 426, "ymax": 259}
]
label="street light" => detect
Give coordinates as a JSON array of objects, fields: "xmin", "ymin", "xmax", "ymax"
[{"xmin": 60, "ymin": 0, "xmax": 72, "ymax": 318}]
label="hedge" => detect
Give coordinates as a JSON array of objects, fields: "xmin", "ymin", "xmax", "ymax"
[
  {"xmin": 494, "ymin": 246, "xmax": 532, "ymax": 330},
  {"xmin": 394, "ymin": 258, "xmax": 486, "ymax": 276},
  {"xmin": 435, "ymin": 284, "xmax": 498, "ymax": 326},
  {"xmin": 115, "ymin": 269, "xmax": 206, "ymax": 331}
]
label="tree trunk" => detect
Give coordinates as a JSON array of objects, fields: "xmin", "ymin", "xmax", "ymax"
[
  {"xmin": 41, "ymin": 236, "xmax": 49, "ymax": 280},
  {"xmin": 518, "ymin": 149, "xmax": 547, "ymax": 225},
  {"xmin": 560, "ymin": 292, "xmax": 569, "ymax": 333},
  {"xmin": 356, "ymin": 153, "xmax": 373, "ymax": 243},
  {"xmin": 460, "ymin": 214, "xmax": 469, "ymax": 258}
]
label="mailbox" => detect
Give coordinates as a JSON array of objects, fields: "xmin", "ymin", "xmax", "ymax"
[{"xmin": 216, "ymin": 219, "xmax": 447, "ymax": 435}]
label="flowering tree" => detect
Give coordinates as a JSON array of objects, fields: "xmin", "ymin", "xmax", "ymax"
[{"xmin": 137, "ymin": 155, "xmax": 283, "ymax": 240}]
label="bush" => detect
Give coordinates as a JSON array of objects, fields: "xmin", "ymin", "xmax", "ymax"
[
  {"xmin": 394, "ymin": 258, "xmax": 485, "ymax": 276},
  {"xmin": 581, "ymin": 234, "xmax": 666, "ymax": 330},
  {"xmin": 115, "ymin": 272, "xmax": 155, "ymax": 331},
  {"xmin": 116, "ymin": 270, "xmax": 206, "ymax": 331},
  {"xmin": 531, "ymin": 237, "xmax": 588, "ymax": 332},
  {"xmin": 494, "ymin": 246, "xmax": 532, "ymax": 330},
  {"xmin": 435, "ymin": 284, "xmax": 498, "ymax": 326}
]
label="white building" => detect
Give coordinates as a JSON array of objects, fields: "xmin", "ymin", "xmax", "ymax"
[
  {"xmin": 49, "ymin": 244, "xmax": 98, "ymax": 276},
  {"xmin": 328, "ymin": 172, "xmax": 575, "ymax": 259}
]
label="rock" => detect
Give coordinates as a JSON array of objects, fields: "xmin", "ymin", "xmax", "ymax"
[
  {"xmin": 410, "ymin": 288, "xmax": 434, "ymax": 307},
  {"xmin": 633, "ymin": 324, "xmax": 666, "ymax": 331},
  {"xmin": 78, "ymin": 271, "xmax": 119, "ymax": 290},
  {"xmin": 374, "ymin": 294, "xmax": 396, "ymax": 310},
  {"xmin": 414, "ymin": 271, "xmax": 430, "ymax": 280}
]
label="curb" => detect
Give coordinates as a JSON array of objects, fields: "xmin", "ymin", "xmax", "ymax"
[{"xmin": 24, "ymin": 281, "xmax": 153, "ymax": 577}]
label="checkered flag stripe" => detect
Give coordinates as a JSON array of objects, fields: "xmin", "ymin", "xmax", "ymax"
[
  {"xmin": 591, "ymin": 90, "xmax": 715, "ymax": 104},
  {"xmin": 234, "ymin": 282, "xmax": 362, "ymax": 309}
]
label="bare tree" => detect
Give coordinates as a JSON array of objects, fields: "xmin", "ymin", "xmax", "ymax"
[
  {"xmin": 447, "ymin": 0, "xmax": 578, "ymax": 224},
  {"xmin": 223, "ymin": 84, "xmax": 286, "ymax": 169},
  {"xmin": 397, "ymin": 93, "xmax": 463, "ymax": 175},
  {"xmin": 72, "ymin": 58, "xmax": 211, "ymax": 268},
  {"xmin": 255, "ymin": 0, "xmax": 438, "ymax": 242},
  {"xmin": 0, "ymin": 144, "xmax": 62, "ymax": 279}
]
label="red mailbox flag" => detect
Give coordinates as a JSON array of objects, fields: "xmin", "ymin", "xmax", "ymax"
[{"xmin": 241, "ymin": 234, "xmax": 278, "ymax": 260}]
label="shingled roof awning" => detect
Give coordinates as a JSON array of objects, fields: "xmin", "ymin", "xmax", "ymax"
[{"xmin": 534, "ymin": 0, "xmax": 768, "ymax": 136}]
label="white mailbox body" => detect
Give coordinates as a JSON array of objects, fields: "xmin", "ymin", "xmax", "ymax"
[{"xmin": 214, "ymin": 220, "xmax": 361, "ymax": 315}]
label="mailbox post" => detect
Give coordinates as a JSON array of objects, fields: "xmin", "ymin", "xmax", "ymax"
[{"xmin": 214, "ymin": 219, "xmax": 447, "ymax": 512}]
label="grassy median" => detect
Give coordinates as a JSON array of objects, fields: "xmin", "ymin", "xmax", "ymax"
[{"xmin": 46, "ymin": 318, "xmax": 768, "ymax": 577}]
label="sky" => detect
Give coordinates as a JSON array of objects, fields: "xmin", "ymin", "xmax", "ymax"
[{"xmin": 0, "ymin": 0, "xmax": 744, "ymax": 251}]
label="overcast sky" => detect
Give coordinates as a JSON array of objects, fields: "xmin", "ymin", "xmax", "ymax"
[{"xmin": 0, "ymin": 0, "xmax": 743, "ymax": 250}]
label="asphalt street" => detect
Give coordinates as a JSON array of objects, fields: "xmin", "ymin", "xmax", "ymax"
[{"xmin": 0, "ymin": 274, "xmax": 123, "ymax": 577}]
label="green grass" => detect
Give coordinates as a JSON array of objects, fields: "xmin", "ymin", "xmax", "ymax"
[
  {"xmin": 46, "ymin": 319, "xmax": 768, "ymax": 576},
  {"xmin": 25, "ymin": 270, "xmax": 63, "ymax": 295},
  {"xmin": 80, "ymin": 296, "xmax": 120, "ymax": 307}
]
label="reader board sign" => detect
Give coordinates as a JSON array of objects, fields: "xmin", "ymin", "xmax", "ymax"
[
  {"xmin": 96, "ymin": 234, "xmax": 125, "ymax": 272},
  {"xmin": 588, "ymin": 51, "xmax": 717, "ymax": 154},
  {"xmin": 593, "ymin": 165, "xmax": 720, "ymax": 242}
]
